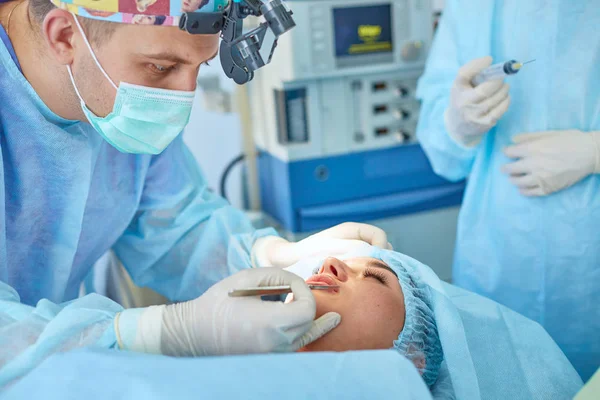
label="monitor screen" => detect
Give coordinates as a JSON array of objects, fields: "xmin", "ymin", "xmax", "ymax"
[{"xmin": 333, "ymin": 4, "xmax": 393, "ymax": 58}]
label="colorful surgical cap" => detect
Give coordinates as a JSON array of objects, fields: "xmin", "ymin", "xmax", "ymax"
[{"xmin": 48, "ymin": 0, "xmax": 228, "ymax": 27}]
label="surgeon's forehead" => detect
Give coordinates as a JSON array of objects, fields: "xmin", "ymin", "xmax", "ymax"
[{"xmin": 116, "ymin": 25, "xmax": 219, "ymax": 59}]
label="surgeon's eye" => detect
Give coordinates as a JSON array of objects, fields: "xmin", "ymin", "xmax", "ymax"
[
  {"xmin": 363, "ymin": 268, "xmax": 388, "ymax": 285},
  {"xmin": 148, "ymin": 63, "xmax": 175, "ymax": 74}
]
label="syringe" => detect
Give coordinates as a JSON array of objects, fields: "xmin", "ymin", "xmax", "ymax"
[{"xmin": 472, "ymin": 59, "xmax": 535, "ymax": 86}]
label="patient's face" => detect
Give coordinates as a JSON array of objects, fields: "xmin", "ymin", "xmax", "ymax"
[{"xmin": 300, "ymin": 257, "xmax": 405, "ymax": 352}]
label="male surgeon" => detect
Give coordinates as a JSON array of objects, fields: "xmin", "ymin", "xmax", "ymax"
[
  {"xmin": 416, "ymin": 0, "xmax": 599, "ymax": 380},
  {"xmin": 0, "ymin": 0, "xmax": 391, "ymax": 385}
]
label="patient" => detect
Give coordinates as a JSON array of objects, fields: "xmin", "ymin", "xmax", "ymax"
[
  {"xmin": 300, "ymin": 257, "xmax": 405, "ymax": 351},
  {"xmin": 287, "ymin": 251, "xmax": 443, "ymax": 388}
]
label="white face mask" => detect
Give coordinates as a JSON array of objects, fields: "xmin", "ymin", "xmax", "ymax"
[
  {"xmin": 283, "ymin": 241, "xmax": 374, "ymax": 280},
  {"xmin": 67, "ymin": 14, "xmax": 196, "ymax": 155},
  {"xmin": 284, "ymin": 256, "xmax": 326, "ymax": 281}
]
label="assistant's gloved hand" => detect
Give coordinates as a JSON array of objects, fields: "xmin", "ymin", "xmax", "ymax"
[
  {"xmin": 502, "ymin": 130, "xmax": 600, "ymax": 196},
  {"xmin": 445, "ymin": 56, "xmax": 511, "ymax": 147},
  {"xmin": 252, "ymin": 222, "xmax": 392, "ymax": 268},
  {"xmin": 115, "ymin": 268, "xmax": 341, "ymax": 356}
]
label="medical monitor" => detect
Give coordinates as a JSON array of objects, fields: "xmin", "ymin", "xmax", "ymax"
[
  {"xmin": 281, "ymin": 0, "xmax": 429, "ymax": 79},
  {"xmin": 333, "ymin": 4, "xmax": 394, "ymax": 68}
]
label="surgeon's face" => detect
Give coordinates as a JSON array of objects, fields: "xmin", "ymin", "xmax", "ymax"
[
  {"xmin": 299, "ymin": 257, "xmax": 405, "ymax": 352},
  {"xmin": 69, "ymin": 17, "xmax": 218, "ymax": 117}
]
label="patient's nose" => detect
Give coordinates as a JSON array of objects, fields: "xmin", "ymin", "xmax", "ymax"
[{"xmin": 318, "ymin": 258, "xmax": 349, "ymax": 282}]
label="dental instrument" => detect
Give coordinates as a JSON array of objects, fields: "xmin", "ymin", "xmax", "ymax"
[{"xmin": 228, "ymin": 285, "xmax": 339, "ymax": 297}]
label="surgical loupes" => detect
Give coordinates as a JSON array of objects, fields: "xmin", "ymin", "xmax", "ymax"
[{"xmin": 179, "ymin": 0, "xmax": 296, "ymax": 85}]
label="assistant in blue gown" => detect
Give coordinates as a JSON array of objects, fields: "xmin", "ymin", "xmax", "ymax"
[{"xmin": 416, "ymin": 0, "xmax": 600, "ymax": 380}]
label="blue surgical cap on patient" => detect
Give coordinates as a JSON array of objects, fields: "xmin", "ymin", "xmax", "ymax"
[
  {"xmin": 371, "ymin": 248, "xmax": 444, "ymax": 388},
  {"xmin": 284, "ymin": 244, "xmax": 444, "ymax": 387}
]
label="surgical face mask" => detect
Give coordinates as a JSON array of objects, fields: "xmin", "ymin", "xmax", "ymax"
[
  {"xmin": 284, "ymin": 256, "xmax": 326, "ymax": 281},
  {"xmin": 66, "ymin": 14, "xmax": 195, "ymax": 154},
  {"xmin": 284, "ymin": 243, "xmax": 375, "ymax": 280}
]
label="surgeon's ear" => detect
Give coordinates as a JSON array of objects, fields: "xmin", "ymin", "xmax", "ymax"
[{"xmin": 42, "ymin": 8, "xmax": 76, "ymax": 65}]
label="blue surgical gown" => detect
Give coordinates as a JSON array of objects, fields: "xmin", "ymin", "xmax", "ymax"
[
  {"xmin": 0, "ymin": 25, "xmax": 273, "ymax": 386},
  {"xmin": 4, "ymin": 249, "xmax": 584, "ymax": 400},
  {"xmin": 416, "ymin": 0, "xmax": 600, "ymax": 380}
]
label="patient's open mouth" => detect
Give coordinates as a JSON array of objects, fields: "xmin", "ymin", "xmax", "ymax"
[{"xmin": 306, "ymin": 274, "xmax": 339, "ymax": 292}]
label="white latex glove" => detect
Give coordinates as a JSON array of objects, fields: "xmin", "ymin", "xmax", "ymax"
[
  {"xmin": 252, "ymin": 222, "xmax": 392, "ymax": 268},
  {"xmin": 502, "ymin": 130, "xmax": 600, "ymax": 196},
  {"xmin": 445, "ymin": 56, "xmax": 511, "ymax": 147},
  {"xmin": 115, "ymin": 268, "xmax": 341, "ymax": 356}
]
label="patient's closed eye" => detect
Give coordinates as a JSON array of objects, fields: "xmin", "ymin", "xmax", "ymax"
[{"xmin": 363, "ymin": 268, "xmax": 388, "ymax": 285}]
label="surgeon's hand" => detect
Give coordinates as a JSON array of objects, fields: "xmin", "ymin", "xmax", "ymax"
[
  {"xmin": 445, "ymin": 56, "xmax": 511, "ymax": 147},
  {"xmin": 115, "ymin": 268, "xmax": 341, "ymax": 356},
  {"xmin": 503, "ymin": 130, "xmax": 600, "ymax": 196},
  {"xmin": 252, "ymin": 222, "xmax": 392, "ymax": 268}
]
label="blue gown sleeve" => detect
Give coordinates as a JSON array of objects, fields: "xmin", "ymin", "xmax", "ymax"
[
  {"xmin": 415, "ymin": 0, "xmax": 479, "ymax": 181},
  {"xmin": 0, "ymin": 281, "xmax": 121, "ymax": 387},
  {"xmin": 112, "ymin": 135, "xmax": 277, "ymax": 302}
]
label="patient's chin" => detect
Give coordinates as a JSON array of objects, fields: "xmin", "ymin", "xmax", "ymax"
[{"xmin": 297, "ymin": 326, "xmax": 352, "ymax": 353}]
